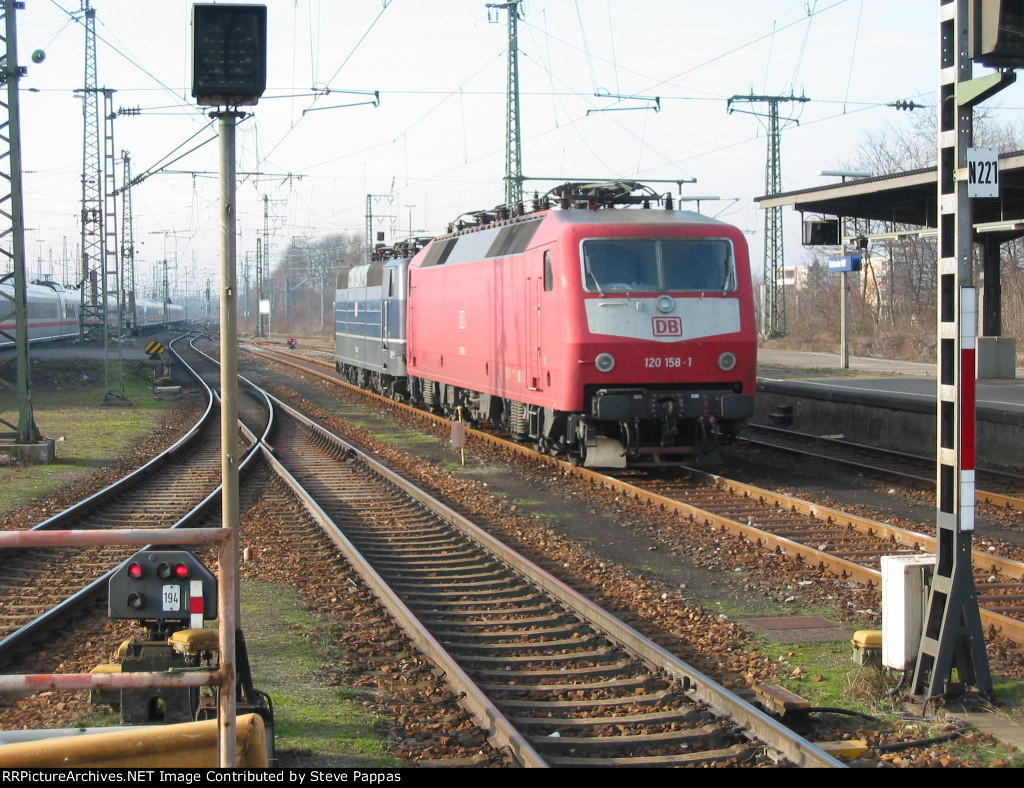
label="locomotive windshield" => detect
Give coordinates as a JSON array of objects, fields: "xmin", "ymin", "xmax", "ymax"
[{"xmin": 582, "ymin": 238, "xmax": 734, "ymax": 294}]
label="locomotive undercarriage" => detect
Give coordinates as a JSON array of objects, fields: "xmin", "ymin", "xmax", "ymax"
[
  {"xmin": 337, "ymin": 361, "xmax": 407, "ymax": 401},
  {"xmin": 406, "ymin": 375, "xmax": 751, "ymax": 468}
]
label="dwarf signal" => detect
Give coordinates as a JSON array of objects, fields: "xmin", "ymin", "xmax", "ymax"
[{"xmin": 109, "ymin": 550, "xmax": 217, "ymax": 626}]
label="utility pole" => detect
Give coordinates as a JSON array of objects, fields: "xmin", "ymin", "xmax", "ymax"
[
  {"xmin": 161, "ymin": 258, "xmax": 169, "ymax": 325},
  {"xmin": 486, "ymin": 0, "xmax": 523, "ymax": 209},
  {"xmin": 77, "ymin": 0, "xmax": 100, "ymax": 338},
  {"xmin": 255, "ymin": 235, "xmax": 263, "ymax": 336},
  {"xmin": 727, "ymin": 92, "xmax": 809, "ymax": 338},
  {"xmin": 259, "ymin": 195, "xmax": 269, "ymax": 336},
  {"xmin": 242, "ymin": 253, "xmax": 250, "ymax": 329},
  {"xmin": 99, "ymin": 88, "xmax": 125, "ymax": 403},
  {"xmin": 76, "ymin": 0, "xmax": 124, "ymax": 402},
  {"xmin": 254, "ymin": 193, "xmax": 289, "ymax": 334},
  {"xmin": 0, "ymin": 0, "xmax": 51, "ymax": 462},
  {"xmin": 192, "ymin": 2, "xmax": 267, "ymax": 763},
  {"xmin": 120, "ymin": 150, "xmax": 136, "ymax": 334}
]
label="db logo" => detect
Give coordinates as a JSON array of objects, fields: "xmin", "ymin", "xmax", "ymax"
[{"xmin": 653, "ymin": 316, "xmax": 683, "ymax": 337}]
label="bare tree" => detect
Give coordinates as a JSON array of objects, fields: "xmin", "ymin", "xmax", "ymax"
[
  {"xmin": 270, "ymin": 232, "xmax": 365, "ymax": 334},
  {"xmin": 790, "ymin": 111, "xmax": 1024, "ymax": 362}
]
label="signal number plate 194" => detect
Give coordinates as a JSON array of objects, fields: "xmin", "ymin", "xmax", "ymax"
[
  {"xmin": 162, "ymin": 584, "xmax": 182, "ymax": 612},
  {"xmin": 644, "ymin": 357, "xmax": 691, "ymax": 368}
]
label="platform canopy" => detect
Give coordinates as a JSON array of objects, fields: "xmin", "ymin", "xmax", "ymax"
[{"xmin": 757, "ymin": 149, "xmax": 1024, "ymax": 234}]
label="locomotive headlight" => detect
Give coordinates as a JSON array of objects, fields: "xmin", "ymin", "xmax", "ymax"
[
  {"xmin": 595, "ymin": 353, "xmax": 616, "ymax": 372},
  {"xmin": 718, "ymin": 352, "xmax": 737, "ymax": 371},
  {"xmin": 656, "ymin": 295, "xmax": 675, "ymax": 313}
]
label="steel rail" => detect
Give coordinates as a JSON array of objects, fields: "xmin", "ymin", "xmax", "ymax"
[
  {"xmin": 254, "ymin": 401, "xmax": 548, "ymax": 768},
  {"xmin": 24, "ymin": 337, "xmax": 217, "ymax": 535},
  {"xmin": 553, "ymin": 462, "xmax": 1024, "ymax": 644},
  {"xmin": 744, "ymin": 423, "xmax": 1024, "ymax": 512},
  {"xmin": 259, "ymin": 389, "xmax": 845, "ymax": 769},
  {"xmin": 0, "ymin": 336, "xmax": 272, "ymax": 664},
  {"xmin": 239, "ymin": 344, "xmax": 1024, "ymax": 647}
]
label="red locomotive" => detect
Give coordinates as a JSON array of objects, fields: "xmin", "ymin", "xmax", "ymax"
[{"xmin": 402, "ymin": 182, "xmax": 756, "ymax": 467}]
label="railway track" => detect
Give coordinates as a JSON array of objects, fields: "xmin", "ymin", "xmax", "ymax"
[
  {"xmin": 0, "ymin": 336, "xmax": 269, "ymax": 666},
  {"xmin": 742, "ymin": 422, "xmax": 1024, "ymax": 512},
  {"xmin": 258, "ymin": 392, "xmax": 841, "ymax": 767},
  {"xmin": 3, "ymin": 339, "xmax": 842, "ymax": 767},
  {"xmin": 238, "ymin": 343, "xmax": 1024, "ymax": 649}
]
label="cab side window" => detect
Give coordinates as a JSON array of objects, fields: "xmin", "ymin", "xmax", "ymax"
[{"xmin": 544, "ymin": 251, "xmax": 553, "ymax": 291}]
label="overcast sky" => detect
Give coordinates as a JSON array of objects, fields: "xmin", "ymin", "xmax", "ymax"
[{"xmin": 13, "ymin": 0, "xmax": 1024, "ymax": 296}]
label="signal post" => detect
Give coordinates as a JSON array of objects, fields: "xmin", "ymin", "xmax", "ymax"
[
  {"xmin": 191, "ymin": 3, "xmax": 267, "ymax": 765},
  {"xmin": 912, "ymin": 0, "xmax": 1020, "ymax": 701}
]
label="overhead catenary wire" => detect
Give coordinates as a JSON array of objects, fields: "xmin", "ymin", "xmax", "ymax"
[
  {"xmin": 23, "ymin": 1, "xmax": 1019, "ymax": 294},
  {"xmin": 789, "ymin": 1, "xmax": 817, "ymax": 92},
  {"xmin": 843, "ymin": 0, "xmax": 865, "ymax": 113},
  {"xmin": 574, "ymin": 0, "xmax": 597, "ymax": 95},
  {"xmin": 55, "ymin": 0, "xmax": 925, "ymax": 216},
  {"xmin": 47, "ymin": 0, "xmax": 202, "ymax": 119},
  {"xmin": 247, "ymin": 0, "xmax": 396, "ymax": 178}
]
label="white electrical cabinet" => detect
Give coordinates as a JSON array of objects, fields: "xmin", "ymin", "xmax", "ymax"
[{"xmin": 880, "ymin": 554, "xmax": 935, "ymax": 670}]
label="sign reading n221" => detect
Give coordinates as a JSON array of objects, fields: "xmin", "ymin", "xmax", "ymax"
[{"xmin": 968, "ymin": 147, "xmax": 999, "ymax": 198}]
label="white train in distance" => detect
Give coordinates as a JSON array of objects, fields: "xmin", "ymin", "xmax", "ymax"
[{"xmin": 0, "ymin": 279, "xmax": 186, "ymax": 348}]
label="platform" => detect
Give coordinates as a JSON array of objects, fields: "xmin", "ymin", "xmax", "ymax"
[
  {"xmin": 0, "ymin": 341, "xmax": 156, "ymax": 364},
  {"xmin": 755, "ymin": 349, "xmax": 1024, "ymax": 471}
]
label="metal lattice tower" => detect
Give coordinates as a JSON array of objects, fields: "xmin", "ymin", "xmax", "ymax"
[
  {"xmin": 763, "ymin": 101, "xmax": 784, "ymax": 338},
  {"xmin": 120, "ymin": 150, "xmax": 136, "ymax": 333},
  {"xmin": 727, "ymin": 92, "xmax": 809, "ymax": 338},
  {"xmin": 77, "ymin": 0, "xmax": 101, "ymax": 336},
  {"xmin": 487, "ymin": 1, "xmax": 523, "ymax": 208},
  {"xmin": 97, "ymin": 88, "xmax": 123, "ymax": 401},
  {"xmin": 101, "ymin": 90, "xmax": 121, "ymax": 336},
  {"xmin": 254, "ymin": 235, "xmax": 262, "ymax": 335},
  {"xmin": 77, "ymin": 0, "xmax": 124, "ymax": 402},
  {"xmin": 0, "ymin": 0, "xmax": 41, "ymax": 446},
  {"xmin": 256, "ymin": 194, "xmax": 283, "ymax": 337}
]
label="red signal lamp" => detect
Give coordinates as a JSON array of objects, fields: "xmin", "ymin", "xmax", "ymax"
[{"xmin": 157, "ymin": 562, "xmax": 190, "ymax": 580}]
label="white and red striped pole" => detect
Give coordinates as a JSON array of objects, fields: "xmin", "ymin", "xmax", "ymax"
[{"xmin": 912, "ymin": 0, "xmax": 992, "ymax": 700}]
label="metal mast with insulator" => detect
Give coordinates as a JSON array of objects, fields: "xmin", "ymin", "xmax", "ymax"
[
  {"xmin": 727, "ymin": 92, "xmax": 809, "ymax": 339},
  {"xmin": 0, "ymin": 0, "xmax": 49, "ymax": 460},
  {"xmin": 76, "ymin": 0, "xmax": 125, "ymax": 402},
  {"xmin": 909, "ymin": 0, "xmax": 1023, "ymax": 702},
  {"xmin": 121, "ymin": 150, "xmax": 136, "ymax": 334},
  {"xmin": 487, "ymin": 0, "xmax": 523, "ymax": 209},
  {"xmin": 77, "ymin": 0, "xmax": 101, "ymax": 339}
]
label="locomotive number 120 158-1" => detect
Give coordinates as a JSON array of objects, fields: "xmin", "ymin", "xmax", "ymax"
[{"xmin": 643, "ymin": 357, "xmax": 692, "ymax": 368}]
